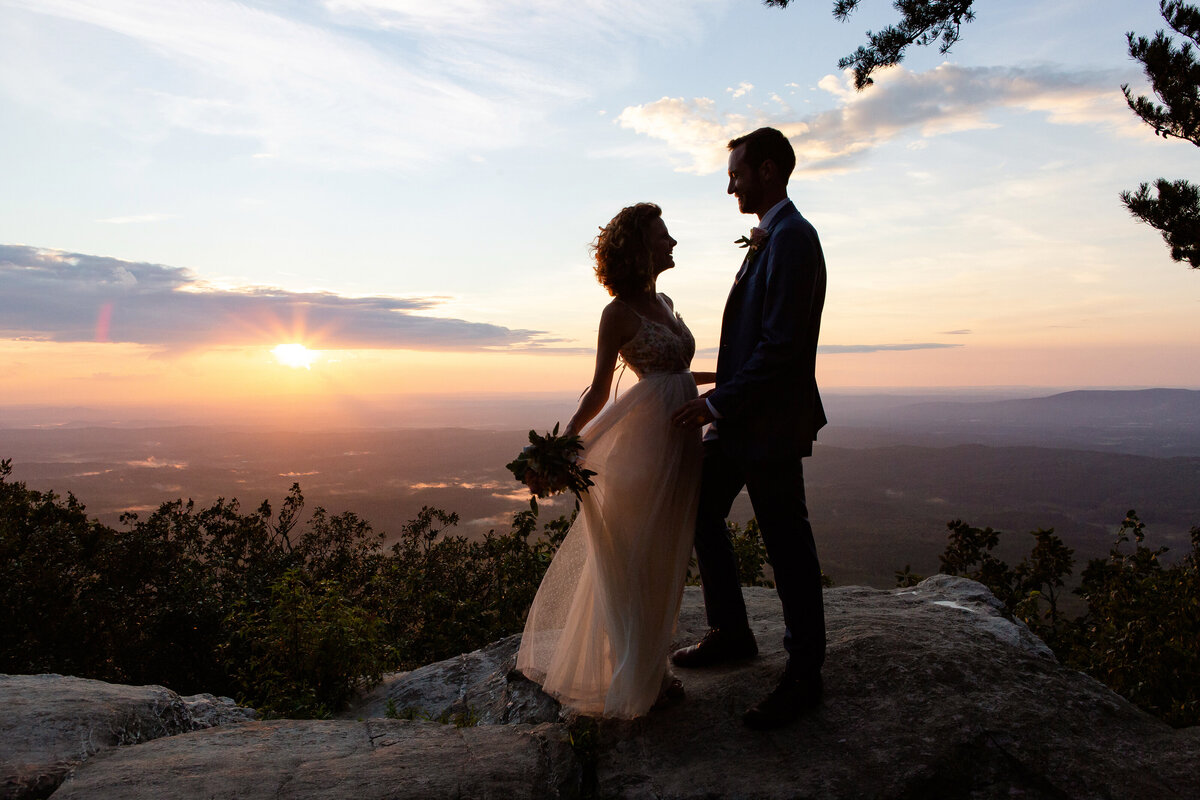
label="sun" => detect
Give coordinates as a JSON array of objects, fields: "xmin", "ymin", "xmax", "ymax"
[{"xmin": 272, "ymin": 343, "xmax": 317, "ymax": 369}]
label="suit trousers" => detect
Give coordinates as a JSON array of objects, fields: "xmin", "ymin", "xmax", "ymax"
[{"xmin": 692, "ymin": 439, "xmax": 827, "ymax": 677}]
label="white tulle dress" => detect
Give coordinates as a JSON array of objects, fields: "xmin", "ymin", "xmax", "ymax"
[{"xmin": 517, "ymin": 303, "xmax": 703, "ymax": 718}]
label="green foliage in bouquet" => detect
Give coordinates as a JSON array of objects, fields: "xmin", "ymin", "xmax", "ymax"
[{"xmin": 505, "ymin": 423, "xmax": 597, "ymax": 513}]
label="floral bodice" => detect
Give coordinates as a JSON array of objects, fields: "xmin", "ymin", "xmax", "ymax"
[{"xmin": 619, "ymin": 308, "xmax": 695, "ymax": 378}]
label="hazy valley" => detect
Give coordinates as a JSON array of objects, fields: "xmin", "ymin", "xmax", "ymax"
[{"xmin": 2, "ymin": 388, "xmax": 1197, "ymax": 588}]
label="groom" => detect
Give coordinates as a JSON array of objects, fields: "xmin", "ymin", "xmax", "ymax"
[{"xmin": 671, "ymin": 127, "xmax": 827, "ymax": 729}]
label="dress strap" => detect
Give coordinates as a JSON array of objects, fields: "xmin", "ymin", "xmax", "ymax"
[
  {"xmin": 614, "ymin": 295, "xmax": 645, "ymax": 319},
  {"xmin": 617, "ymin": 294, "xmax": 682, "ymax": 335}
]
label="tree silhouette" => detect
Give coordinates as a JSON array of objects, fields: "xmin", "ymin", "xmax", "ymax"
[
  {"xmin": 764, "ymin": 0, "xmax": 977, "ymax": 89},
  {"xmin": 766, "ymin": 0, "xmax": 1199, "ymax": 270},
  {"xmin": 1121, "ymin": 1, "xmax": 1200, "ymax": 268}
]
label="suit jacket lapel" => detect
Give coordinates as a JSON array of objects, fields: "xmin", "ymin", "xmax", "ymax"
[
  {"xmin": 726, "ymin": 201, "xmax": 798, "ymax": 304},
  {"xmin": 732, "ymin": 252, "xmax": 752, "ymax": 286}
]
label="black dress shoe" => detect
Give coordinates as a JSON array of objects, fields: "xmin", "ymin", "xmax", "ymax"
[
  {"xmin": 651, "ymin": 676, "xmax": 685, "ymax": 710},
  {"xmin": 671, "ymin": 627, "xmax": 758, "ymax": 668},
  {"xmin": 742, "ymin": 672, "xmax": 822, "ymax": 730}
]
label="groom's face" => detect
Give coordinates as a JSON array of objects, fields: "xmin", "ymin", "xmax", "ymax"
[{"xmin": 727, "ymin": 144, "xmax": 765, "ymax": 216}]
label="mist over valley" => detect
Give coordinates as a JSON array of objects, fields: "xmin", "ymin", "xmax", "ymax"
[{"xmin": 3, "ymin": 388, "xmax": 1197, "ymax": 588}]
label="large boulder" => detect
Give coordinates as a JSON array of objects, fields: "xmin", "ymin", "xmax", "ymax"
[
  {"xmin": 591, "ymin": 579, "xmax": 1200, "ymax": 799},
  {"xmin": 49, "ymin": 720, "xmax": 577, "ymax": 800},
  {"xmin": 340, "ymin": 635, "xmax": 560, "ymax": 726},
  {"xmin": 346, "ymin": 577, "xmax": 1200, "ymax": 798},
  {"xmin": 0, "ymin": 674, "xmax": 253, "ymax": 800},
  {"xmin": 7, "ymin": 577, "xmax": 1199, "ymax": 799}
]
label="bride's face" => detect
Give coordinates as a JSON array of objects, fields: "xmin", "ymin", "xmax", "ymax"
[{"xmin": 646, "ymin": 216, "xmax": 677, "ymax": 274}]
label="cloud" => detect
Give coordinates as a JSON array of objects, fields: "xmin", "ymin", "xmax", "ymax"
[
  {"xmin": 728, "ymin": 82, "xmax": 754, "ymax": 99},
  {"xmin": 818, "ymin": 343, "xmax": 964, "ymax": 354},
  {"xmin": 0, "ymin": 244, "xmax": 545, "ymax": 351},
  {"xmin": 939, "ymin": 329, "xmax": 972, "ymax": 335},
  {"xmin": 615, "ymin": 98, "xmax": 757, "ymax": 174},
  {"xmin": 2, "ymin": 0, "xmax": 721, "ymax": 169},
  {"xmin": 96, "ymin": 213, "xmax": 178, "ymax": 225},
  {"xmin": 617, "ymin": 63, "xmax": 1141, "ymax": 175},
  {"xmin": 696, "ymin": 342, "xmax": 963, "ymax": 357}
]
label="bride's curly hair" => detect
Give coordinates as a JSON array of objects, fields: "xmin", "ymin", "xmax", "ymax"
[{"xmin": 592, "ymin": 203, "xmax": 661, "ymax": 298}]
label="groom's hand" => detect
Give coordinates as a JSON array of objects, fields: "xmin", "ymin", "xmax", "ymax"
[{"xmin": 672, "ymin": 397, "xmax": 715, "ymax": 429}]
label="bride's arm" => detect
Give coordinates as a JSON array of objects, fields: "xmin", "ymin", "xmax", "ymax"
[{"xmin": 564, "ymin": 302, "xmax": 638, "ymax": 437}]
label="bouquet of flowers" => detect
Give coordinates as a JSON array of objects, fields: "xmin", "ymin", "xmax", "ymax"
[{"xmin": 506, "ymin": 423, "xmax": 596, "ymax": 512}]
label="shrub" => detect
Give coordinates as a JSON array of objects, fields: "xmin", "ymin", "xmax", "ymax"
[
  {"xmin": 369, "ymin": 506, "xmax": 569, "ymax": 670},
  {"xmin": 686, "ymin": 518, "xmax": 774, "ymax": 587},
  {"xmin": 921, "ymin": 510, "xmax": 1200, "ymax": 727},
  {"xmin": 1071, "ymin": 512, "xmax": 1200, "ymax": 727},
  {"xmin": 0, "ymin": 459, "xmax": 573, "ymax": 716},
  {"xmin": 0, "ymin": 459, "xmax": 105, "ymax": 677},
  {"xmin": 222, "ymin": 569, "xmax": 389, "ymax": 718},
  {"xmin": 0, "ymin": 455, "xmax": 809, "ymax": 718}
]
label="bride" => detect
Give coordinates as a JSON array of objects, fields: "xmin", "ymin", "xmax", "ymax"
[{"xmin": 516, "ymin": 203, "xmax": 714, "ymax": 718}]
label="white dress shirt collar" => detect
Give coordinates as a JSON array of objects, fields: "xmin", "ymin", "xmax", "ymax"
[{"xmin": 758, "ymin": 197, "xmax": 791, "ymax": 231}]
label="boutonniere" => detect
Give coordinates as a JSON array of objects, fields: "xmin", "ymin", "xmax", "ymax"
[{"xmin": 734, "ymin": 227, "xmax": 768, "ymax": 258}]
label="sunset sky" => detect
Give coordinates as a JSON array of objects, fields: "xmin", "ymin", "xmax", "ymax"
[{"xmin": 1, "ymin": 0, "xmax": 1197, "ymax": 424}]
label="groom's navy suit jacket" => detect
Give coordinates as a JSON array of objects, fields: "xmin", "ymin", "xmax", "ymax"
[{"xmin": 708, "ymin": 201, "xmax": 827, "ymax": 465}]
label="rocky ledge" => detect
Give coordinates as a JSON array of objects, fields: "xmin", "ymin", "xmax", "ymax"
[
  {"xmin": 0, "ymin": 674, "xmax": 254, "ymax": 799},
  {"xmin": 4, "ymin": 576, "xmax": 1198, "ymax": 799}
]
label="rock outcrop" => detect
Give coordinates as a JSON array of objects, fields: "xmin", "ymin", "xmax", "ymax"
[
  {"xmin": 4, "ymin": 577, "xmax": 1199, "ymax": 799},
  {"xmin": 0, "ymin": 674, "xmax": 254, "ymax": 800},
  {"xmin": 340, "ymin": 635, "xmax": 559, "ymax": 726},
  {"xmin": 48, "ymin": 720, "xmax": 577, "ymax": 800}
]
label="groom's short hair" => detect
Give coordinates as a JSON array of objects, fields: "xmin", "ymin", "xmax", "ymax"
[{"xmin": 728, "ymin": 128, "xmax": 795, "ymax": 182}]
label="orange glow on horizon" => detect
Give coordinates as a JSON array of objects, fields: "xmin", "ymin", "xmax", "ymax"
[{"xmin": 2, "ymin": 339, "xmax": 1196, "ymax": 427}]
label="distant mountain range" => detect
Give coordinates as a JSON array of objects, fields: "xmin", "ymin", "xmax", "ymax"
[
  {"xmin": 822, "ymin": 388, "xmax": 1200, "ymax": 457},
  {"xmin": 889, "ymin": 388, "xmax": 1200, "ymax": 425}
]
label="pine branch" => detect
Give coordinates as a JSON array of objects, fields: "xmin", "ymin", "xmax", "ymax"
[
  {"xmin": 1123, "ymin": 2, "xmax": 1200, "ymax": 145},
  {"xmin": 1163, "ymin": 0, "xmax": 1200, "ymax": 41},
  {"xmin": 765, "ymin": 1, "xmax": 976, "ymax": 90},
  {"xmin": 1122, "ymin": 178, "xmax": 1200, "ymax": 268}
]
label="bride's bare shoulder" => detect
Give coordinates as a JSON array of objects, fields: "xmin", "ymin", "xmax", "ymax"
[
  {"xmin": 599, "ymin": 298, "xmax": 641, "ymax": 340},
  {"xmin": 602, "ymin": 297, "xmax": 639, "ymax": 321}
]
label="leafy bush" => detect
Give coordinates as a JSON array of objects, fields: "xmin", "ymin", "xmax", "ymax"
[
  {"xmin": 1072, "ymin": 513, "xmax": 1200, "ymax": 727},
  {"xmin": 686, "ymin": 518, "xmax": 775, "ymax": 587},
  {"xmin": 936, "ymin": 520, "xmax": 1075, "ymax": 645},
  {"xmin": 0, "ymin": 454, "xmax": 785, "ymax": 718},
  {"xmin": 918, "ymin": 510, "xmax": 1200, "ymax": 727},
  {"xmin": 369, "ymin": 507, "xmax": 569, "ymax": 670},
  {"xmin": 0, "ymin": 459, "xmax": 106, "ymax": 678},
  {"xmin": 730, "ymin": 519, "xmax": 774, "ymax": 587},
  {"xmin": 0, "ymin": 459, "xmax": 570, "ymax": 717},
  {"xmin": 222, "ymin": 569, "xmax": 389, "ymax": 718}
]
